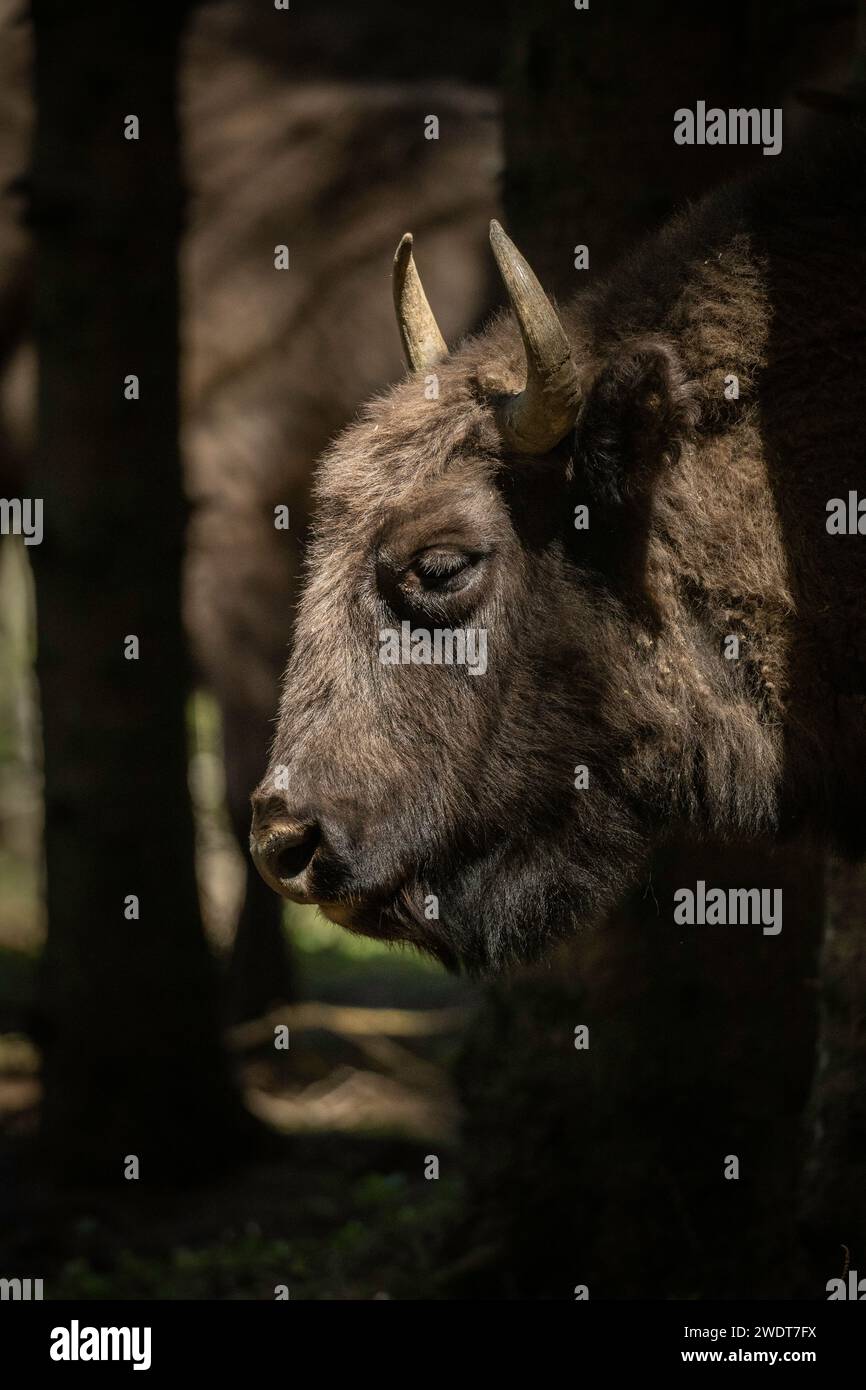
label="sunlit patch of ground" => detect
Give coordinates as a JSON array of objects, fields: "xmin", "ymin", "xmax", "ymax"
[
  {"xmin": 235, "ymin": 1001, "xmax": 468, "ymax": 1142},
  {"xmin": 0, "ymin": 996, "xmax": 469, "ymax": 1141}
]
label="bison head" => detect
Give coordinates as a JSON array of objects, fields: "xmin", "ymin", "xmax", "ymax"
[{"xmin": 250, "ymin": 221, "xmax": 786, "ymax": 974}]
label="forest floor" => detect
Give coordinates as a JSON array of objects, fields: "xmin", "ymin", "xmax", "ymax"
[{"xmin": 0, "ymin": 921, "xmax": 480, "ymax": 1299}]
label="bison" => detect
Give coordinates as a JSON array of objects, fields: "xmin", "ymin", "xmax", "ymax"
[{"xmin": 251, "ymin": 127, "xmax": 866, "ymax": 976}]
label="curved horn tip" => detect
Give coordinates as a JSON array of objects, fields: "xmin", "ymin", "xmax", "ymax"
[
  {"xmin": 394, "ymin": 231, "xmax": 414, "ymax": 264},
  {"xmin": 489, "ymin": 220, "xmax": 520, "ymax": 263},
  {"xmin": 487, "ymin": 218, "xmax": 580, "ymax": 454},
  {"xmin": 392, "ymin": 230, "xmax": 448, "ymax": 372}
]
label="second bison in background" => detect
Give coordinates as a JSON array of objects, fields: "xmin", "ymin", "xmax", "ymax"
[{"xmin": 252, "ymin": 130, "xmax": 866, "ymax": 975}]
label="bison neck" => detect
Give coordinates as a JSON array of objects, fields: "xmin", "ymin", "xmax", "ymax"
[{"xmin": 576, "ymin": 127, "xmax": 866, "ymax": 852}]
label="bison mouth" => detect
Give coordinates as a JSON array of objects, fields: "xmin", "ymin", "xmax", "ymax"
[{"xmin": 317, "ymin": 885, "xmax": 461, "ymax": 973}]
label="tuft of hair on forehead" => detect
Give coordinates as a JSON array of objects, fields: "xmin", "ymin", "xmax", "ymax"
[{"xmin": 312, "ymin": 308, "xmax": 536, "ymax": 514}]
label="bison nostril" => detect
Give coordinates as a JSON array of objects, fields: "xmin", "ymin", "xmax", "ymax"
[
  {"xmin": 271, "ymin": 822, "xmax": 320, "ymax": 882},
  {"xmin": 254, "ymin": 819, "xmax": 321, "ymax": 889}
]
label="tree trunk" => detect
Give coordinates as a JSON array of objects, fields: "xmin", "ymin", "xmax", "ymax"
[
  {"xmin": 801, "ymin": 855, "xmax": 866, "ymax": 1275},
  {"xmin": 30, "ymin": 0, "xmax": 240, "ymax": 1178}
]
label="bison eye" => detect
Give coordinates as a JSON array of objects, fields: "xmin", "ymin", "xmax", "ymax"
[{"xmin": 404, "ymin": 548, "xmax": 481, "ymax": 595}]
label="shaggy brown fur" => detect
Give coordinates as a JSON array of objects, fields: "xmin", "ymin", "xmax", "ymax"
[{"xmin": 253, "ymin": 124, "xmax": 866, "ymax": 975}]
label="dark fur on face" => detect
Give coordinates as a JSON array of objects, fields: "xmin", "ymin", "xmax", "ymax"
[{"xmin": 257, "ymin": 127, "xmax": 866, "ymax": 974}]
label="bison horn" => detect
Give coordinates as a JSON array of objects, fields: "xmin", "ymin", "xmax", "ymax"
[
  {"xmin": 489, "ymin": 219, "xmax": 580, "ymax": 454},
  {"xmin": 393, "ymin": 232, "xmax": 448, "ymax": 372}
]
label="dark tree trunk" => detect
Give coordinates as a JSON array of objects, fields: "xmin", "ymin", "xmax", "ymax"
[
  {"xmin": 30, "ymin": 0, "xmax": 240, "ymax": 1177},
  {"xmin": 801, "ymin": 856, "xmax": 866, "ymax": 1273}
]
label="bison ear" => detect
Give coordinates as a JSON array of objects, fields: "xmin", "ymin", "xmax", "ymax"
[{"xmin": 575, "ymin": 340, "xmax": 697, "ymax": 507}]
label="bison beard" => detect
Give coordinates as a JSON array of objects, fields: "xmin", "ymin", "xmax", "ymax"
[
  {"xmin": 330, "ymin": 815, "xmax": 648, "ymax": 978},
  {"xmin": 251, "ymin": 126, "xmax": 866, "ymax": 975}
]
